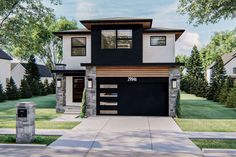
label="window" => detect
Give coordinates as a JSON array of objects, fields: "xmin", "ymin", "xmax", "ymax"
[
  {"xmin": 150, "ymin": 36, "xmax": 166, "ymax": 46},
  {"xmin": 101, "ymin": 29, "xmax": 132, "ymax": 49},
  {"xmin": 233, "ymin": 67, "xmax": 236, "ymax": 74},
  {"xmin": 71, "ymin": 37, "xmax": 86, "ymax": 56}
]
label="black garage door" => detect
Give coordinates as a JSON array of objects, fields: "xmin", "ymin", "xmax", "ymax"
[{"xmin": 97, "ymin": 77, "xmax": 169, "ymax": 116}]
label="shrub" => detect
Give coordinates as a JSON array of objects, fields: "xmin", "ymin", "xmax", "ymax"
[
  {"xmin": 226, "ymin": 88, "xmax": 236, "ymax": 108},
  {"xmin": 80, "ymin": 88, "xmax": 87, "ymax": 118},
  {"xmin": 5, "ymin": 77, "xmax": 19, "ymax": 100},
  {"xmin": 49, "ymin": 79, "xmax": 56, "ymax": 94},
  {"xmin": 176, "ymin": 91, "xmax": 181, "ymax": 117},
  {"xmin": 30, "ymin": 79, "xmax": 40, "ymax": 96},
  {"xmin": 43, "ymin": 79, "xmax": 50, "ymax": 94},
  {"xmin": 39, "ymin": 81, "xmax": 47, "ymax": 96},
  {"xmin": 19, "ymin": 79, "xmax": 32, "ymax": 98},
  {"xmin": 0, "ymin": 83, "xmax": 7, "ymax": 102}
]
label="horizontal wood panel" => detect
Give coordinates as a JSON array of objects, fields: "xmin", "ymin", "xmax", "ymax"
[{"xmin": 97, "ymin": 66, "xmax": 169, "ymax": 77}]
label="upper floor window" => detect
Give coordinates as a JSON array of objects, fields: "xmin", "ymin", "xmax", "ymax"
[
  {"xmin": 150, "ymin": 36, "xmax": 166, "ymax": 46},
  {"xmin": 233, "ymin": 67, "xmax": 236, "ymax": 74},
  {"xmin": 71, "ymin": 37, "xmax": 86, "ymax": 56},
  {"xmin": 101, "ymin": 30, "xmax": 132, "ymax": 49}
]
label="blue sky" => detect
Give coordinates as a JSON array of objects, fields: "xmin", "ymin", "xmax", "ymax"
[{"xmin": 46, "ymin": 0, "xmax": 236, "ymax": 56}]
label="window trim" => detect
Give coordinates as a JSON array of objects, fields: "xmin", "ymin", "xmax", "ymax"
[
  {"xmin": 150, "ymin": 36, "xmax": 166, "ymax": 46},
  {"xmin": 71, "ymin": 37, "xmax": 86, "ymax": 56},
  {"xmin": 233, "ymin": 67, "xmax": 236, "ymax": 74},
  {"xmin": 101, "ymin": 29, "xmax": 133, "ymax": 49}
]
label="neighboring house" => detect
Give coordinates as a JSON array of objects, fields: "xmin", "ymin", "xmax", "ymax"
[
  {"xmin": 53, "ymin": 17, "xmax": 185, "ymax": 116},
  {"xmin": 206, "ymin": 51, "xmax": 236, "ymax": 83},
  {"xmin": 11, "ymin": 63, "xmax": 53, "ymax": 88},
  {"xmin": 0, "ymin": 49, "xmax": 12, "ymax": 89}
]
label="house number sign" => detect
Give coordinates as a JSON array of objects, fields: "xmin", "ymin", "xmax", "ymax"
[{"xmin": 128, "ymin": 77, "xmax": 137, "ymax": 82}]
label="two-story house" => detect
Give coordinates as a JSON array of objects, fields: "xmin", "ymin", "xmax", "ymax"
[
  {"xmin": 53, "ymin": 17, "xmax": 184, "ymax": 117},
  {"xmin": 0, "ymin": 49, "xmax": 12, "ymax": 89}
]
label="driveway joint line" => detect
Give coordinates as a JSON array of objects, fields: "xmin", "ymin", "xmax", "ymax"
[
  {"xmin": 84, "ymin": 117, "xmax": 111, "ymax": 157},
  {"xmin": 147, "ymin": 117, "xmax": 153, "ymax": 151}
]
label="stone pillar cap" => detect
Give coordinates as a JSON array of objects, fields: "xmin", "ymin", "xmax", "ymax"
[{"xmin": 16, "ymin": 102, "xmax": 36, "ymax": 107}]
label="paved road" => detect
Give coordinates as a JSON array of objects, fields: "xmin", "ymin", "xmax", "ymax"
[{"xmin": 36, "ymin": 116, "xmax": 203, "ymax": 157}]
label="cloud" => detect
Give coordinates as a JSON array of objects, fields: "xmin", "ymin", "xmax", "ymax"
[
  {"xmin": 176, "ymin": 31, "xmax": 201, "ymax": 56},
  {"xmin": 76, "ymin": 0, "xmax": 97, "ymax": 20}
]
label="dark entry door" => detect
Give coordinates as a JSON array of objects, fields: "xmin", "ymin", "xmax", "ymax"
[{"xmin": 73, "ymin": 77, "xmax": 85, "ymax": 102}]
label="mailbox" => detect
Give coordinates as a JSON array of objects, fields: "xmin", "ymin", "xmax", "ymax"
[{"xmin": 17, "ymin": 108, "xmax": 27, "ymax": 118}]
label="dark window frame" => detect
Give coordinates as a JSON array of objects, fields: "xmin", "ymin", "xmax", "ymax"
[
  {"xmin": 233, "ymin": 67, "xmax": 236, "ymax": 74},
  {"xmin": 71, "ymin": 37, "xmax": 86, "ymax": 56},
  {"xmin": 72, "ymin": 77, "xmax": 85, "ymax": 102},
  {"xmin": 101, "ymin": 29, "xmax": 133, "ymax": 49},
  {"xmin": 150, "ymin": 36, "xmax": 166, "ymax": 46}
]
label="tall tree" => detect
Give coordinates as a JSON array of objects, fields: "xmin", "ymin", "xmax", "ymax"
[
  {"xmin": 0, "ymin": 82, "xmax": 7, "ymax": 102},
  {"xmin": 207, "ymin": 56, "xmax": 226, "ymax": 101},
  {"xmin": 24, "ymin": 55, "xmax": 40, "ymax": 84},
  {"xmin": 186, "ymin": 46, "xmax": 207, "ymax": 96},
  {"xmin": 5, "ymin": 77, "xmax": 19, "ymax": 100},
  {"xmin": 177, "ymin": 0, "xmax": 236, "ymax": 26},
  {"xmin": 20, "ymin": 79, "xmax": 32, "ymax": 98}
]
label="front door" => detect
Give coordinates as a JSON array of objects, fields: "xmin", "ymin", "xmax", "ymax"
[{"xmin": 73, "ymin": 77, "xmax": 85, "ymax": 102}]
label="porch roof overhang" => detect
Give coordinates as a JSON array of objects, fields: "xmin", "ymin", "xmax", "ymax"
[
  {"xmin": 81, "ymin": 63, "xmax": 184, "ymax": 67},
  {"xmin": 51, "ymin": 70, "xmax": 85, "ymax": 76}
]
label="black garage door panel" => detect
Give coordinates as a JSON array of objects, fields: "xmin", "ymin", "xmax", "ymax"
[{"xmin": 97, "ymin": 77, "xmax": 169, "ymax": 116}]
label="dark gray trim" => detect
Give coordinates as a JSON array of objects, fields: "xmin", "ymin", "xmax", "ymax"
[
  {"xmin": 51, "ymin": 70, "xmax": 85, "ymax": 76},
  {"xmin": 150, "ymin": 36, "xmax": 166, "ymax": 46},
  {"xmin": 81, "ymin": 63, "xmax": 184, "ymax": 67},
  {"xmin": 71, "ymin": 37, "xmax": 86, "ymax": 56}
]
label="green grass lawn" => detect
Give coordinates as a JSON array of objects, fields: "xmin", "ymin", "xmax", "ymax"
[
  {"xmin": 176, "ymin": 93, "xmax": 236, "ymax": 132},
  {"xmin": 0, "ymin": 135, "xmax": 60, "ymax": 145},
  {"xmin": 192, "ymin": 139, "xmax": 236, "ymax": 149},
  {"xmin": 0, "ymin": 95, "xmax": 79, "ymax": 129}
]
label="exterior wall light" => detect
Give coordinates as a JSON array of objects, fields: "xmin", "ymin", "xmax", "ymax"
[
  {"xmin": 57, "ymin": 79, "xmax": 62, "ymax": 88},
  {"xmin": 88, "ymin": 78, "xmax": 93, "ymax": 88},
  {"xmin": 171, "ymin": 79, "xmax": 177, "ymax": 89}
]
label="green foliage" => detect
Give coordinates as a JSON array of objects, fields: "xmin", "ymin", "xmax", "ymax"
[
  {"xmin": 19, "ymin": 79, "xmax": 32, "ymax": 98},
  {"xmin": 184, "ymin": 45, "xmax": 207, "ymax": 97},
  {"xmin": 0, "ymin": 83, "xmax": 7, "ymax": 102},
  {"xmin": 80, "ymin": 89, "xmax": 87, "ymax": 118},
  {"xmin": 176, "ymin": 91, "xmax": 181, "ymax": 117},
  {"xmin": 39, "ymin": 81, "xmax": 47, "ymax": 96},
  {"xmin": 25, "ymin": 55, "xmax": 40, "ymax": 84},
  {"xmin": 218, "ymin": 76, "xmax": 234, "ymax": 104},
  {"xmin": 44, "ymin": 79, "xmax": 51, "ymax": 95},
  {"xmin": 200, "ymin": 29, "xmax": 236, "ymax": 68},
  {"xmin": 5, "ymin": 77, "xmax": 19, "ymax": 100},
  {"xmin": 207, "ymin": 56, "xmax": 226, "ymax": 101},
  {"xmin": 30, "ymin": 80, "xmax": 40, "ymax": 96},
  {"xmin": 177, "ymin": 0, "xmax": 236, "ymax": 26},
  {"xmin": 49, "ymin": 79, "xmax": 56, "ymax": 94},
  {"xmin": 226, "ymin": 88, "xmax": 236, "ymax": 108}
]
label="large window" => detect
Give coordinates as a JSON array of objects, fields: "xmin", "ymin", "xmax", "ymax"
[
  {"xmin": 71, "ymin": 37, "xmax": 86, "ymax": 56},
  {"xmin": 150, "ymin": 36, "xmax": 166, "ymax": 46},
  {"xmin": 233, "ymin": 67, "xmax": 236, "ymax": 74},
  {"xmin": 101, "ymin": 30, "xmax": 132, "ymax": 49}
]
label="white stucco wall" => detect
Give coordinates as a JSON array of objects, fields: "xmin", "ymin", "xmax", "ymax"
[
  {"xmin": 0, "ymin": 59, "xmax": 11, "ymax": 89},
  {"xmin": 143, "ymin": 33, "xmax": 175, "ymax": 63},
  {"xmin": 63, "ymin": 35, "xmax": 91, "ymax": 70},
  {"xmin": 41, "ymin": 77, "xmax": 53, "ymax": 84},
  {"xmin": 11, "ymin": 63, "xmax": 25, "ymax": 88}
]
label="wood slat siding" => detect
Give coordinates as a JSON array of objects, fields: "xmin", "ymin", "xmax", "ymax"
[{"xmin": 96, "ymin": 66, "xmax": 169, "ymax": 77}]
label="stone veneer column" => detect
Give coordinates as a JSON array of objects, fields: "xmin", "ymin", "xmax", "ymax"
[
  {"xmin": 169, "ymin": 68, "xmax": 180, "ymax": 117},
  {"xmin": 55, "ymin": 64, "xmax": 66, "ymax": 113},
  {"xmin": 85, "ymin": 66, "xmax": 97, "ymax": 116}
]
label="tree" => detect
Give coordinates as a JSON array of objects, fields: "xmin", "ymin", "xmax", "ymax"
[
  {"xmin": 39, "ymin": 81, "xmax": 47, "ymax": 96},
  {"xmin": 226, "ymin": 88, "xmax": 236, "ymax": 108},
  {"xmin": 30, "ymin": 79, "xmax": 40, "ymax": 96},
  {"xmin": 5, "ymin": 77, "xmax": 19, "ymax": 100},
  {"xmin": 5, "ymin": 16, "xmax": 78, "ymax": 70},
  {"xmin": 20, "ymin": 79, "xmax": 32, "ymax": 98},
  {"xmin": 49, "ymin": 79, "xmax": 56, "ymax": 94},
  {"xmin": 0, "ymin": 83, "xmax": 7, "ymax": 102},
  {"xmin": 177, "ymin": 0, "xmax": 236, "ymax": 26},
  {"xmin": 207, "ymin": 56, "xmax": 226, "ymax": 101},
  {"xmin": 200, "ymin": 28, "xmax": 236, "ymax": 68},
  {"xmin": 219, "ymin": 76, "xmax": 234, "ymax": 104},
  {"xmin": 44, "ymin": 79, "xmax": 50, "ymax": 95},
  {"xmin": 25, "ymin": 55, "xmax": 40, "ymax": 84},
  {"xmin": 185, "ymin": 46, "xmax": 207, "ymax": 97}
]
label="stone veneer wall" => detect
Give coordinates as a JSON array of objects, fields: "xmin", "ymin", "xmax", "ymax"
[
  {"xmin": 55, "ymin": 65, "xmax": 66, "ymax": 113},
  {"xmin": 168, "ymin": 68, "xmax": 180, "ymax": 117},
  {"xmin": 85, "ymin": 66, "xmax": 97, "ymax": 116}
]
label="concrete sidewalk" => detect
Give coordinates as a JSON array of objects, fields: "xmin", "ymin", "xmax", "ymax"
[
  {"xmin": 185, "ymin": 131, "xmax": 236, "ymax": 140},
  {"xmin": 0, "ymin": 129, "xmax": 67, "ymax": 136},
  {"xmin": 35, "ymin": 116, "xmax": 203, "ymax": 157}
]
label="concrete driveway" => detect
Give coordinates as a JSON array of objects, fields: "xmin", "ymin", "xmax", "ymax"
[{"xmin": 34, "ymin": 116, "xmax": 203, "ymax": 157}]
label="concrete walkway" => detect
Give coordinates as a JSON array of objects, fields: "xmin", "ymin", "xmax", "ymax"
[
  {"xmin": 185, "ymin": 131, "xmax": 236, "ymax": 140},
  {"xmin": 35, "ymin": 116, "xmax": 203, "ymax": 157},
  {"xmin": 50, "ymin": 114, "xmax": 82, "ymax": 122},
  {"xmin": 0, "ymin": 129, "xmax": 67, "ymax": 136}
]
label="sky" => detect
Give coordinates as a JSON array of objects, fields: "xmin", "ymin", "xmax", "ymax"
[{"xmin": 46, "ymin": 0, "xmax": 236, "ymax": 56}]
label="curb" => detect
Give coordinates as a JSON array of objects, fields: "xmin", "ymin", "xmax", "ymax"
[
  {"xmin": 203, "ymin": 148, "xmax": 236, "ymax": 154},
  {"xmin": 0, "ymin": 143, "xmax": 47, "ymax": 148}
]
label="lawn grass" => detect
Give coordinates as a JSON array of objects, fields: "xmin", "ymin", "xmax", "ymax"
[
  {"xmin": 0, "ymin": 95, "xmax": 79, "ymax": 129},
  {"xmin": 176, "ymin": 93, "xmax": 236, "ymax": 132},
  {"xmin": 192, "ymin": 139, "xmax": 236, "ymax": 149},
  {"xmin": 0, "ymin": 135, "xmax": 60, "ymax": 145}
]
